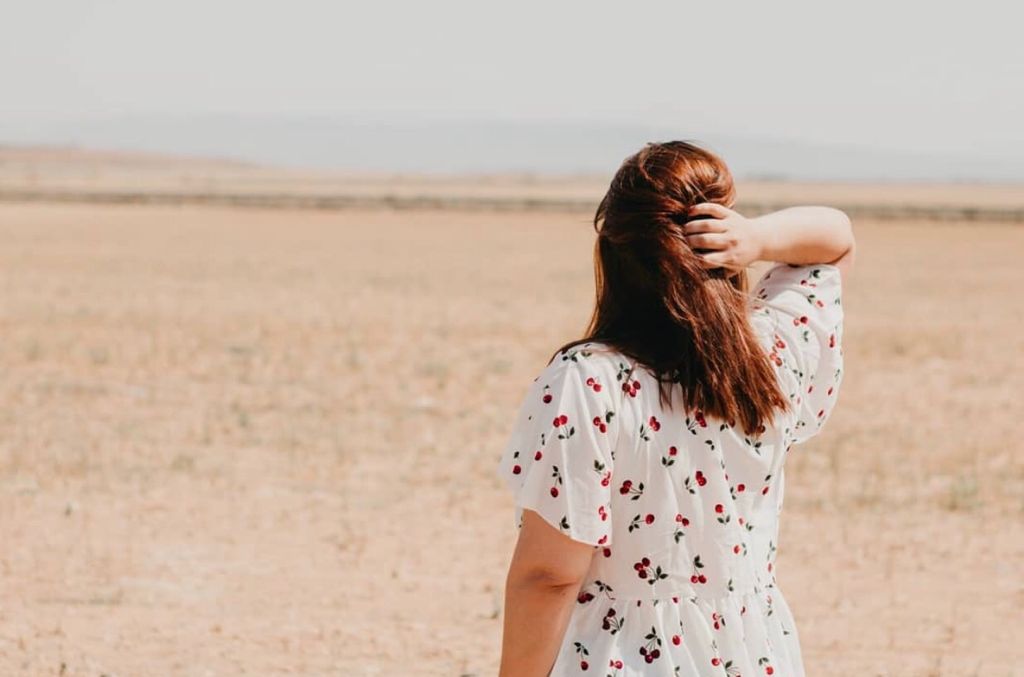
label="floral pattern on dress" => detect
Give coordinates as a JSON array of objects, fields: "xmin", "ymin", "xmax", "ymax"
[{"xmin": 497, "ymin": 263, "xmax": 844, "ymax": 676}]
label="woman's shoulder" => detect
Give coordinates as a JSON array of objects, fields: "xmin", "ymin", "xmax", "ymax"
[
  {"xmin": 530, "ymin": 341, "xmax": 637, "ymax": 399},
  {"xmin": 750, "ymin": 263, "xmax": 843, "ymax": 314},
  {"xmin": 546, "ymin": 340, "xmax": 634, "ymax": 376}
]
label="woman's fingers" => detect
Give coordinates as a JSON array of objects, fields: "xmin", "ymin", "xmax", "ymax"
[
  {"xmin": 681, "ymin": 218, "xmax": 728, "ymax": 235},
  {"xmin": 685, "ymin": 233, "xmax": 729, "ymax": 251},
  {"xmin": 688, "ymin": 202, "xmax": 735, "ymax": 220},
  {"xmin": 696, "ymin": 251, "xmax": 742, "ymax": 270},
  {"xmin": 696, "ymin": 251, "xmax": 726, "ymax": 268}
]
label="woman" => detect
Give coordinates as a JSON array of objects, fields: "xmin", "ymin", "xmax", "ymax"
[{"xmin": 494, "ymin": 140, "xmax": 855, "ymax": 676}]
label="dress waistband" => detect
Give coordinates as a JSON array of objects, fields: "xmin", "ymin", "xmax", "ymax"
[{"xmin": 577, "ymin": 578, "xmax": 777, "ymax": 604}]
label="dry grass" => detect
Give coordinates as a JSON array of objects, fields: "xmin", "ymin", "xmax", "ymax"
[{"xmin": 0, "ymin": 199, "xmax": 1021, "ymax": 676}]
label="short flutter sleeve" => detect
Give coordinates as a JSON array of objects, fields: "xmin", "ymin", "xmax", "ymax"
[
  {"xmin": 752, "ymin": 263, "xmax": 844, "ymax": 446},
  {"xmin": 495, "ymin": 353, "xmax": 618, "ymax": 547}
]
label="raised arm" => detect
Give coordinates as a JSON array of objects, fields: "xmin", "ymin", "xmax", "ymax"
[
  {"xmin": 682, "ymin": 203, "xmax": 856, "ymax": 280},
  {"xmin": 749, "ymin": 205, "xmax": 855, "ymax": 272}
]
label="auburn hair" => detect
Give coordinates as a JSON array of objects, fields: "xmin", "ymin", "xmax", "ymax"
[{"xmin": 551, "ymin": 140, "xmax": 789, "ymax": 436}]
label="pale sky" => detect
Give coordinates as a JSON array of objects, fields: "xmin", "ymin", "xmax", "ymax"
[{"xmin": 3, "ymin": 0, "xmax": 1022, "ymax": 169}]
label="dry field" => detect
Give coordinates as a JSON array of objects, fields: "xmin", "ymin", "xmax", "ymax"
[{"xmin": 0, "ymin": 180, "xmax": 1022, "ymax": 675}]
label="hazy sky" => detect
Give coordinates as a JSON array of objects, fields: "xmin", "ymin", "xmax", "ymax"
[{"xmin": 3, "ymin": 0, "xmax": 1022, "ymax": 162}]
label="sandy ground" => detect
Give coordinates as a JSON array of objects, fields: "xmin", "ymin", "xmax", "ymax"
[{"xmin": 0, "ymin": 198, "xmax": 1021, "ymax": 676}]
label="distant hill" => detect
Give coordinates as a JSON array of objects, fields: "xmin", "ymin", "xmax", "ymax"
[
  {"xmin": 6, "ymin": 115, "xmax": 1024, "ymax": 182},
  {"xmin": 1, "ymin": 143, "xmax": 1022, "ymax": 222},
  {"xmin": 0, "ymin": 144, "xmax": 257, "ymax": 173}
]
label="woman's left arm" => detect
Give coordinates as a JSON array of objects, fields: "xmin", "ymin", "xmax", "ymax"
[{"xmin": 498, "ymin": 509, "xmax": 596, "ymax": 677}]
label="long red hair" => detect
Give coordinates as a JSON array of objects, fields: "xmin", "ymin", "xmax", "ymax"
[{"xmin": 552, "ymin": 140, "xmax": 788, "ymax": 436}]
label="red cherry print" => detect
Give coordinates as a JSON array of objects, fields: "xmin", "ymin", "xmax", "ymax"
[
  {"xmin": 736, "ymin": 483, "xmax": 745, "ymax": 492},
  {"xmin": 698, "ymin": 574, "xmax": 707, "ymax": 583},
  {"xmin": 800, "ymin": 315, "xmax": 809, "ymax": 324},
  {"xmin": 580, "ymin": 660, "xmax": 589, "ymax": 670},
  {"xmin": 827, "ymin": 386, "xmax": 834, "ymax": 396},
  {"xmin": 766, "ymin": 666, "xmax": 774, "ymax": 675},
  {"xmin": 619, "ymin": 480, "xmax": 632, "ymax": 494},
  {"xmin": 712, "ymin": 657, "xmax": 721, "ymax": 667},
  {"xmin": 714, "ymin": 504, "xmax": 724, "ymax": 514},
  {"xmin": 586, "ymin": 377, "xmax": 595, "ymax": 386},
  {"xmin": 762, "ymin": 486, "xmax": 770, "ymax": 495},
  {"xmin": 512, "ymin": 464, "xmax": 521, "ymax": 474},
  {"xmin": 542, "ymin": 393, "xmax": 552, "ymax": 403},
  {"xmin": 695, "ymin": 410, "xmax": 707, "ymax": 427},
  {"xmin": 733, "ymin": 544, "xmax": 741, "ymax": 554},
  {"xmin": 641, "ymin": 557, "xmax": 650, "ymax": 566},
  {"xmin": 829, "ymin": 333, "xmax": 836, "ymax": 348},
  {"xmin": 645, "ymin": 514, "xmax": 655, "ymax": 524},
  {"xmin": 690, "ymin": 575, "xmax": 699, "ymax": 583},
  {"xmin": 602, "ymin": 547, "xmax": 612, "ymax": 558},
  {"xmin": 534, "ymin": 451, "xmax": 542, "ymax": 461},
  {"xmin": 695, "ymin": 471, "xmax": 707, "ymax": 486},
  {"xmin": 599, "ymin": 423, "xmax": 607, "ymax": 433},
  {"xmin": 648, "ymin": 415, "xmax": 660, "ymax": 431},
  {"xmin": 550, "ymin": 487, "xmax": 559, "ymax": 497},
  {"xmin": 672, "ymin": 635, "xmax": 681, "ymax": 645},
  {"xmin": 600, "ymin": 471, "xmax": 611, "ymax": 487},
  {"xmin": 817, "ymin": 409, "xmax": 825, "ymax": 418},
  {"xmin": 668, "ymin": 445, "xmax": 677, "ymax": 456},
  {"xmin": 816, "ymin": 299, "xmax": 825, "ymax": 308},
  {"xmin": 598, "ymin": 535, "xmax": 607, "ymax": 545},
  {"xmin": 598, "ymin": 506, "xmax": 608, "ymax": 521}
]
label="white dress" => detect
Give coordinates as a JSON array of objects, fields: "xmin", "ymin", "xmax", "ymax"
[{"xmin": 495, "ymin": 263, "xmax": 844, "ymax": 676}]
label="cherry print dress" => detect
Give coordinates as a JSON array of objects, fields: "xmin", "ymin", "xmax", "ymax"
[{"xmin": 496, "ymin": 263, "xmax": 844, "ymax": 676}]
